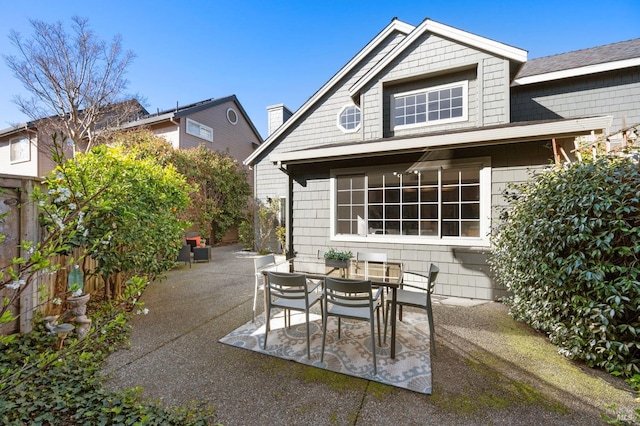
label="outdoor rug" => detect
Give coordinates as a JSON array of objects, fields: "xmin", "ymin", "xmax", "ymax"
[{"xmin": 218, "ymin": 309, "xmax": 432, "ymax": 394}]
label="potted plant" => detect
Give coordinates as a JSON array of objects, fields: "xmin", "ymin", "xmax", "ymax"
[{"xmin": 323, "ymin": 248, "xmax": 353, "ymax": 269}]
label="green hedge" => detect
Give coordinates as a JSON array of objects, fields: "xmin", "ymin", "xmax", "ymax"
[{"xmin": 489, "ymin": 153, "xmax": 640, "ymax": 378}]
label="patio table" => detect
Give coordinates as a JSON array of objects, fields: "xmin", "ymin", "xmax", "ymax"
[{"xmin": 262, "ymin": 259, "xmax": 403, "ymax": 358}]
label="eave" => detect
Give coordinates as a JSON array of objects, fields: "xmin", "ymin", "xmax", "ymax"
[{"xmin": 270, "ymin": 116, "xmax": 612, "ymax": 165}]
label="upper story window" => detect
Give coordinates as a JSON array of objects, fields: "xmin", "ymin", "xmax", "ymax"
[
  {"xmin": 333, "ymin": 159, "xmax": 489, "ymax": 244},
  {"xmin": 393, "ymin": 81, "xmax": 468, "ymax": 129},
  {"xmin": 337, "ymin": 104, "xmax": 361, "ymax": 133},
  {"xmin": 186, "ymin": 118, "xmax": 213, "ymax": 142},
  {"xmin": 10, "ymin": 137, "xmax": 30, "ymax": 163}
]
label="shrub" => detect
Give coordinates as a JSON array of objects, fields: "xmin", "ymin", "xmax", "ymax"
[{"xmin": 489, "ymin": 153, "xmax": 640, "ymax": 378}]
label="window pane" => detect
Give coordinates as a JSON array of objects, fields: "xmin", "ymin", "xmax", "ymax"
[
  {"xmin": 368, "ymin": 221, "xmax": 383, "ymax": 234},
  {"xmin": 352, "ymin": 190, "xmax": 365, "ymax": 204},
  {"xmin": 461, "ymin": 185, "xmax": 479, "ymax": 201},
  {"xmin": 442, "ymin": 204, "xmax": 459, "ymax": 219},
  {"xmin": 452, "ymin": 108, "xmax": 463, "ymax": 117},
  {"xmin": 353, "ymin": 206, "xmax": 365, "ymax": 219},
  {"xmin": 442, "ymin": 221, "xmax": 459, "ymax": 236},
  {"xmin": 386, "ymin": 221, "xmax": 400, "ymax": 234},
  {"xmin": 403, "ymin": 172, "xmax": 419, "ymax": 185},
  {"xmin": 337, "ymin": 206, "xmax": 351, "ymax": 219},
  {"xmin": 403, "ymin": 221, "xmax": 419, "ymax": 235},
  {"xmin": 441, "ymin": 109, "xmax": 450, "ymax": 119},
  {"xmin": 386, "ymin": 205, "xmax": 400, "ymax": 219},
  {"xmin": 441, "ymin": 186, "xmax": 459, "ymax": 202},
  {"xmin": 420, "ymin": 220, "xmax": 438, "ymax": 236},
  {"xmin": 402, "ymin": 204, "xmax": 418, "ymax": 219},
  {"xmin": 337, "ymin": 191, "xmax": 351, "ymax": 204},
  {"xmin": 352, "ymin": 175, "xmax": 365, "ymax": 189},
  {"xmin": 369, "ymin": 174, "xmax": 384, "ymax": 188},
  {"xmin": 386, "ymin": 189, "xmax": 400, "ymax": 202},
  {"xmin": 421, "ymin": 204, "xmax": 438, "ymax": 219},
  {"xmin": 369, "ymin": 189, "xmax": 383, "ymax": 203},
  {"xmin": 368, "ymin": 205, "xmax": 383, "ymax": 220},
  {"xmin": 461, "ymin": 203, "xmax": 480, "ymax": 219},
  {"xmin": 452, "ymin": 86, "xmax": 463, "ymax": 97},
  {"xmin": 461, "ymin": 221, "xmax": 480, "ymax": 237},
  {"xmin": 421, "ymin": 170, "xmax": 438, "ymax": 184},
  {"xmin": 421, "ymin": 187, "xmax": 438, "ymax": 202},
  {"xmin": 403, "ymin": 188, "xmax": 418, "ymax": 202},
  {"xmin": 428, "ymin": 111, "xmax": 439, "ymax": 121},
  {"xmin": 337, "ymin": 221, "xmax": 351, "ymax": 234}
]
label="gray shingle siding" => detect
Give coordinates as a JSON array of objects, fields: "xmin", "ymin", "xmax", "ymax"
[{"xmin": 511, "ymin": 68, "xmax": 640, "ymax": 131}]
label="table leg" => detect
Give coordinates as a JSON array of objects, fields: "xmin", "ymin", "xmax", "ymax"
[{"xmin": 390, "ymin": 287, "xmax": 397, "ymax": 359}]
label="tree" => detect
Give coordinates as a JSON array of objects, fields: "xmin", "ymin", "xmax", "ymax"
[
  {"xmin": 122, "ymin": 132, "xmax": 252, "ymax": 245},
  {"xmin": 43, "ymin": 139, "xmax": 192, "ymax": 299},
  {"xmin": 4, "ymin": 16, "xmax": 141, "ymax": 154}
]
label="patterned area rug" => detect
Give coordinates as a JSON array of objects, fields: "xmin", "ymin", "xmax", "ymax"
[{"xmin": 219, "ymin": 309, "xmax": 432, "ymax": 394}]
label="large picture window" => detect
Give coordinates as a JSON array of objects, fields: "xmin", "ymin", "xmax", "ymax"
[
  {"xmin": 335, "ymin": 162, "xmax": 486, "ymax": 240},
  {"xmin": 393, "ymin": 81, "xmax": 468, "ymax": 129}
]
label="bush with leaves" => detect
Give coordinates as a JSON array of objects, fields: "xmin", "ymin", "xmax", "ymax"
[
  {"xmin": 47, "ymin": 143, "xmax": 192, "ymax": 299},
  {"xmin": 489, "ymin": 153, "xmax": 640, "ymax": 379}
]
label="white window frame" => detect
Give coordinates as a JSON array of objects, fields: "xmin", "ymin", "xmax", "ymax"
[
  {"xmin": 329, "ymin": 157, "xmax": 491, "ymax": 247},
  {"xmin": 10, "ymin": 136, "xmax": 30, "ymax": 163},
  {"xmin": 336, "ymin": 104, "xmax": 361, "ymax": 133},
  {"xmin": 392, "ymin": 81, "xmax": 468, "ymax": 130},
  {"xmin": 186, "ymin": 118, "xmax": 213, "ymax": 142}
]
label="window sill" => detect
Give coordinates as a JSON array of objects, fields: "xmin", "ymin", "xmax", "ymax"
[{"xmin": 330, "ymin": 234, "xmax": 490, "ymax": 247}]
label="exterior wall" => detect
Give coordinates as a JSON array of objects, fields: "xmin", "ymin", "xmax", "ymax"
[
  {"xmin": 149, "ymin": 122, "xmax": 180, "ymax": 148},
  {"xmin": 179, "ymin": 100, "xmax": 259, "ymax": 162},
  {"xmin": 511, "ymin": 68, "xmax": 640, "ymax": 132},
  {"xmin": 288, "ymin": 141, "xmax": 553, "ymax": 300}
]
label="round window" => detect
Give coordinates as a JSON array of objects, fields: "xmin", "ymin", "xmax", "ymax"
[{"xmin": 226, "ymin": 108, "xmax": 238, "ymax": 125}]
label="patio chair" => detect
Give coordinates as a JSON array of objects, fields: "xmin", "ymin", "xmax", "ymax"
[
  {"xmin": 253, "ymin": 254, "xmax": 276, "ymax": 322},
  {"xmin": 264, "ymin": 271, "xmax": 323, "ymax": 359},
  {"xmin": 353, "ymin": 251, "xmax": 388, "ymax": 313},
  {"xmin": 321, "ymin": 277, "xmax": 381, "ymax": 375},
  {"xmin": 176, "ymin": 244, "xmax": 191, "ymax": 268},
  {"xmin": 384, "ymin": 263, "xmax": 439, "ymax": 355}
]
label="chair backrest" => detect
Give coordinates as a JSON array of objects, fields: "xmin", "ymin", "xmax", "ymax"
[
  {"xmin": 324, "ymin": 277, "xmax": 373, "ymax": 309},
  {"xmin": 254, "ymin": 254, "xmax": 276, "ymax": 273},
  {"xmin": 402, "ymin": 263, "xmax": 439, "ymax": 293},
  {"xmin": 266, "ymin": 271, "xmax": 309, "ymax": 301},
  {"xmin": 355, "ymin": 252, "xmax": 388, "ymax": 280}
]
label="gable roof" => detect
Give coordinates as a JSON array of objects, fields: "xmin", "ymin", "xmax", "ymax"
[
  {"xmin": 348, "ymin": 18, "xmax": 527, "ymax": 99},
  {"xmin": 514, "ymin": 38, "xmax": 640, "ymax": 85},
  {"xmin": 120, "ymin": 95, "xmax": 263, "ymax": 142},
  {"xmin": 244, "ymin": 18, "xmax": 415, "ymax": 166},
  {"xmin": 244, "ymin": 17, "xmax": 527, "ymax": 167}
]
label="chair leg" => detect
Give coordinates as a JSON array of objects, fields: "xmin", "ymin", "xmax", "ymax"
[
  {"xmin": 320, "ymin": 313, "xmax": 328, "ymax": 363},
  {"xmin": 263, "ymin": 304, "xmax": 271, "ymax": 350},
  {"xmin": 376, "ymin": 306, "xmax": 382, "ymax": 344},
  {"xmin": 252, "ymin": 275, "xmax": 259, "ymax": 323},
  {"xmin": 337, "ymin": 318, "xmax": 341, "ymax": 339},
  {"xmin": 427, "ymin": 302, "xmax": 436, "ymax": 356},
  {"xmin": 383, "ymin": 301, "xmax": 390, "ymax": 343},
  {"xmin": 370, "ymin": 318, "xmax": 377, "ymax": 376},
  {"xmin": 305, "ymin": 311, "xmax": 311, "ymax": 359}
]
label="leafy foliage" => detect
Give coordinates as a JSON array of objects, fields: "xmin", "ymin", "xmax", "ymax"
[
  {"xmin": 323, "ymin": 248, "xmax": 353, "ymax": 261},
  {"xmin": 489, "ymin": 153, "xmax": 640, "ymax": 379},
  {"xmin": 0, "ymin": 302, "xmax": 214, "ymax": 425},
  {"xmin": 44, "ymin": 141, "xmax": 192, "ymax": 298},
  {"xmin": 121, "ymin": 131, "xmax": 251, "ymax": 244}
]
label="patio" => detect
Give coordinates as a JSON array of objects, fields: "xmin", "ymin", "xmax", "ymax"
[{"xmin": 103, "ymin": 244, "xmax": 637, "ymax": 425}]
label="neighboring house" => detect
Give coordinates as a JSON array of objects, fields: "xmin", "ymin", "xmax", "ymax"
[
  {"xmin": 1, "ymin": 95, "xmax": 263, "ymax": 179},
  {"xmin": 120, "ymin": 95, "xmax": 262, "ymax": 167},
  {"xmin": 0, "ymin": 100, "xmax": 149, "ymax": 178},
  {"xmin": 244, "ymin": 17, "xmax": 640, "ymax": 300}
]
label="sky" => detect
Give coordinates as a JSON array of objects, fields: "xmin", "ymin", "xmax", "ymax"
[{"xmin": 0, "ymin": 0, "xmax": 639, "ymax": 140}]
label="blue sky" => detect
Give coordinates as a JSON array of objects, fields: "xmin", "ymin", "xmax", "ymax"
[{"xmin": 1, "ymin": 0, "xmax": 638, "ymax": 139}]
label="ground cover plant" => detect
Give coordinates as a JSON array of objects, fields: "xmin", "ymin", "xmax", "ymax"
[
  {"xmin": 0, "ymin": 301, "xmax": 214, "ymax": 425},
  {"xmin": 490, "ymin": 151, "xmax": 640, "ymax": 388}
]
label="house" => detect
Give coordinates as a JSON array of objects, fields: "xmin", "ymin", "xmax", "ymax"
[
  {"xmin": 0, "ymin": 95, "xmax": 263, "ymax": 179},
  {"xmin": 120, "ymin": 95, "xmax": 262, "ymax": 167},
  {"xmin": 244, "ymin": 17, "xmax": 640, "ymax": 300},
  {"xmin": 0, "ymin": 99, "xmax": 149, "ymax": 178}
]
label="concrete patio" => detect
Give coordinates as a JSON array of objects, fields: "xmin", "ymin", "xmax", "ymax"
[{"xmin": 103, "ymin": 243, "xmax": 638, "ymax": 425}]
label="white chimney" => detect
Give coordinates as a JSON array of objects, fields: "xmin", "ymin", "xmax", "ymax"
[{"xmin": 267, "ymin": 104, "xmax": 293, "ymax": 136}]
